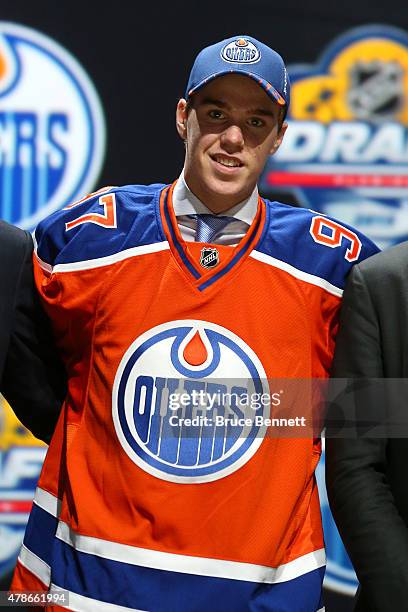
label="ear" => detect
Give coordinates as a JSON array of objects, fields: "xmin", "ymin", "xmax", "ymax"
[
  {"xmin": 176, "ymin": 98, "xmax": 188, "ymax": 140},
  {"xmin": 270, "ymin": 121, "xmax": 288, "ymax": 156}
]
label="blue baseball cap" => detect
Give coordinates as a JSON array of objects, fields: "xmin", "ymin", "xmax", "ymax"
[{"xmin": 185, "ymin": 35, "xmax": 290, "ymax": 112}]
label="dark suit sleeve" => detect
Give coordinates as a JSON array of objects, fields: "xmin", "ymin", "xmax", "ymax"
[
  {"xmin": 326, "ymin": 265, "xmax": 408, "ymax": 611},
  {"xmin": 1, "ymin": 230, "xmax": 66, "ymax": 444}
]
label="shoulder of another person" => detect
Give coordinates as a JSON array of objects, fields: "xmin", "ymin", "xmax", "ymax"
[
  {"xmin": 0, "ymin": 222, "xmax": 32, "ymax": 306},
  {"xmin": 354, "ymin": 241, "xmax": 408, "ymax": 284},
  {"xmin": 0, "ymin": 221, "xmax": 32, "ymax": 259},
  {"xmin": 0, "ymin": 220, "xmax": 32, "ymax": 249}
]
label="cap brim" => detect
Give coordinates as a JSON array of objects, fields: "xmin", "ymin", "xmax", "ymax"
[{"xmin": 187, "ymin": 70, "xmax": 287, "ymax": 106}]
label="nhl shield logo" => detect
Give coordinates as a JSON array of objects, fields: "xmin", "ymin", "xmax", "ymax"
[
  {"xmin": 200, "ymin": 247, "xmax": 219, "ymax": 269},
  {"xmin": 348, "ymin": 61, "xmax": 404, "ymax": 121},
  {"xmin": 262, "ymin": 25, "xmax": 408, "ymax": 249}
]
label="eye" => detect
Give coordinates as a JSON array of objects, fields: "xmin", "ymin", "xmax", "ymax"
[
  {"xmin": 208, "ymin": 109, "xmax": 225, "ymax": 120},
  {"xmin": 248, "ymin": 117, "xmax": 265, "ymax": 128}
]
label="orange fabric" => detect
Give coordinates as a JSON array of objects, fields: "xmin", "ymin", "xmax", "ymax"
[
  {"xmin": 11, "ymin": 560, "xmax": 47, "ymax": 592},
  {"xmin": 27, "ymin": 246, "xmax": 337, "ymax": 569}
]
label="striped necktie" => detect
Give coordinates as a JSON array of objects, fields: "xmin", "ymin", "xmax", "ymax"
[{"xmin": 193, "ymin": 214, "xmax": 235, "ymax": 243}]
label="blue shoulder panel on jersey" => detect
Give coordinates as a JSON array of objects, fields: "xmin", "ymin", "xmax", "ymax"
[
  {"xmin": 256, "ymin": 200, "xmax": 380, "ymax": 291},
  {"xmin": 35, "ymin": 183, "xmax": 167, "ymax": 266}
]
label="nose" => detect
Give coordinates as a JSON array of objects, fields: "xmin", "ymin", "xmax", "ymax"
[{"xmin": 220, "ymin": 124, "xmax": 244, "ymax": 152}]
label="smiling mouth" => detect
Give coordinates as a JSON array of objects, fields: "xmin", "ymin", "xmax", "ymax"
[{"xmin": 211, "ymin": 154, "xmax": 243, "ymax": 168}]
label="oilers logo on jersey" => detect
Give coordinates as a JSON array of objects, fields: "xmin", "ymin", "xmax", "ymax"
[{"xmin": 112, "ymin": 320, "xmax": 268, "ymax": 483}]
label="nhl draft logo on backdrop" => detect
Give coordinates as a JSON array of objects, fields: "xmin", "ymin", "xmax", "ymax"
[
  {"xmin": 221, "ymin": 38, "xmax": 261, "ymax": 64},
  {"xmin": 112, "ymin": 320, "xmax": 268, "ymax": 484},
  {"xmin": 0, "ymin": 400, "xmax": 46, "ymax": 582},
  {"xmin": 262, "ymin": 25, "xmax": 408, "ymax": 249},
  {"xmin": 0, "ymin": 23, "xmax": 105, "ymax": 229}
]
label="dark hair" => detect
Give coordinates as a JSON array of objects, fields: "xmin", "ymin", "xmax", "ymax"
[
  {"xmin": 185, "ymin": 98, "xmax": 193, "ymax": 114},
  {"xmin": 278, "ymin": 106, "xmax": 287, "ymax": 130}
]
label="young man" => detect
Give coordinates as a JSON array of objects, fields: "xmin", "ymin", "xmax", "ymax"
[{"xmin": 11, "ymin": 36, "xmax": 378, "ymax": 611}]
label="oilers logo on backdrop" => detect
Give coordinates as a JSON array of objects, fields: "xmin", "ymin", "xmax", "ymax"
[
  {"xmin": 262, "ymin": 25, "xmax": 408, "ymax": 248},
  {"xmin": 0, "ymin": 22, "xmax": 105, "ymax": 230},
  {"xmin": 0, "ymin": 399, "xmax": 46, "ymax": 581},
  {"xmin": 112, "ymin": 320, "xmax": 268, "ymax": 484}
]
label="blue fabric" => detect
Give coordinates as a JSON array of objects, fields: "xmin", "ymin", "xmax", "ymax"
[
  {"xmin": 35, "ymin": 183, "xmax": 166, "ymax": 266},
  {"xmin": 185, "ymin": 35, "xmax": 290, "ymax": 108},
  {"xmin": 197, "ymin": 210, "xmax": 262, "ymax": 291},
  {"xmin": 163, "ymin": 190, "xmax": 201, "ymax": 278},
  {"xmin": 255, "ymin": 199, "xmax": 379, "ymax": 291},
  {"xmin": 193, "ymin": 214, "xmax": 236, "ymax": 243},
  {"xmin": 22, "ymin": 504, "xmax": 324, "ymax": 611},
  {"xmin": 23, "ymin": 502, "xmax": 58, "ymax": 567},
  {"xmin": 50, "ymin": 538, "xmax": 324, "ymax": 612},
  {"xmin": 35, "ymin": 182, "xmax": 379, "ymax": 291}
]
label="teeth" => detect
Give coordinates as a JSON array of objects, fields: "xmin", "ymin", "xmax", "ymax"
[{"xmin": 214, "ymin": 156, "xmax": 240, "ymax": 167}]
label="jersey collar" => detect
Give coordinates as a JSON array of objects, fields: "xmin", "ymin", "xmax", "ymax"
[{"xmin": 159, "ymin": 182, "xmax": 266, "ymax": 293}]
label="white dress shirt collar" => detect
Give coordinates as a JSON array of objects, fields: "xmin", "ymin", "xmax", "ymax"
[{"xmin": 172, "ymin": 170, "xmax": 259, "ymax": 225}]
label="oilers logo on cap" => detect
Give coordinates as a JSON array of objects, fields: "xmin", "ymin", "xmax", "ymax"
[
  {"xmin": 0, "ymin": 22, "xmax": 105, "ymax": 230},
  {"xmin": 112, "ymin": 320, "xmax": 268, "ymax": 484},
  {"xmin": 221, "ymin": 38, "xmax": 261, "ymax": 64},
  {"xmin": 186, "ymin": 35, "xmax": 290, "ymax": 109}
]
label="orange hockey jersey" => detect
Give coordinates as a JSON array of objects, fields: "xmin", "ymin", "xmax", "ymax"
[{"xmin": 12, "ymin": 182, "xmax": 378, "ymax": 611}]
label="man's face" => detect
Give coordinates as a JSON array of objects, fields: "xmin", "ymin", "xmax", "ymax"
[{"xmin": 176, "ymin": 73, "xmax": 287, "ymax": 212}]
